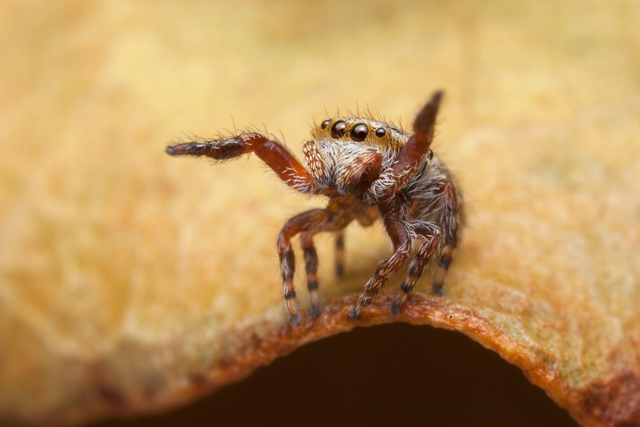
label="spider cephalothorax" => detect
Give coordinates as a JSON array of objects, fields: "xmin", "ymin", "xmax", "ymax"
[{"xmin": 166, "ymin": 92, "xmax": 463, "ymax": 324}]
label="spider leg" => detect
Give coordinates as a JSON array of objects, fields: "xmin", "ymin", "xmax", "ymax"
[
  {"xmin": 279, "ymin": 206, "xmax": 354, "ymax": 323},
  {"xmin": 349, "ymin": 197, "xmax": 411, "ymax": 320},
  {"xmin": 366, "ymin": 91, "xmax": 442, "ymax": 201},
  {"xmin": 300, "ymin": 232, "xmax": 322, "ymax": 318},
  {"xmin": 166, "ymin": 133, "xmax": 315, "ymax": 194},
  {"xmin": 278, "ymin": 209, "xmax": 330, "ymax": 324},
  {"xmin": 390, "ymin": 222, "xmax": 441, "ymax": 316},
  {"xmin": 333, "ymin": 205, "xmax": 378, "ymax": 278},
  {"xmin": 334, "ymin": 230, "xmax": 345, "ymax": 277},
  {"xmin": 432, "ymin": 178, "xmax": 462, "ymax": 295}
]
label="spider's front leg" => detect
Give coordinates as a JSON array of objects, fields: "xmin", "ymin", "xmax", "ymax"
[
  {"xmin": 277, "ymin": 207, "xmax": 354, "ymax": 324},
  {"xmin": 349, "ymin": 92, "xmax": 443, "ymax": 320},
  {"xmin": 166, "ymin": 133, "xmax": 315, "ymax": 193},
  {"xmin": 277, "ymin": 209, "xmax": 329, "ymax": 324},
  {"xmin": 349, "ymin": 197, "xmax": 412, "ymax": 321},
  {"xmin": 365, "ymin": 91, "xmax": 442, "ymax": 201},
  {"xmin": 390, "ymin": 222, "xmax": 441, "ymax": 316}
]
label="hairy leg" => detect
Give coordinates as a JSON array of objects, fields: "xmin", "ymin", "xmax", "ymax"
[
  {"xmin": 279, "ymin": 205, "xmax": 355, "ymax": 323},
  {"xmin": 366, "ymin": 91, "xmax": 442, "ymax": 201},
  {"xmin": 334, "ymin": 230, "xmax": 345, "ymax": 277},
  {"xmin": 300, "ymin": 232, "xmax": 322, "ymax": 318},
  {"xmin": 166, "ymin": 133, "xmax": 316, "ymax": 194},
  {"xmin": 349, "ymin": 198, "xmax": 411, "ymax": 320},
  {"xmin": 432, "ymin": 178, "xmax": 462, "ymax": 295},
  {"xmin": 390, "ymin": 222, "xmax": 441, "ymax": 316},
  {"xmin": 278, "ymin": 209, "xmax": 330, "ymax": 324}
]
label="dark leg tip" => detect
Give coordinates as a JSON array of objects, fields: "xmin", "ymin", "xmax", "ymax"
[
  {"xmin": 389, "ymin": 303, "xmax": 400, "ymax": 317},
  {"xmin": 165, "ymin": 145, "xmax": 176, "ymax": 156},
  {"xmin": 390, "ymin": 293, "xmax": 407, "ymax": 316},
  {"xmin": 348, "ymin": 306, "xmax": 361, "ymax": 321},
  {"xmin": 288, "ymin": 312, "xmax": 300, "ymax": 325},
  {"xmin": 390, "ymin": 301, "xmax": 401, "ymax": 316},
  {"xmin": 336, "ymin": 265, "xmax": 344, "ymax": 277},
  {"xmin": 310, "ymin": 304, "xmax": 322, "ymax": 319},
  {"xmin": 432, "ymin": 284, "xmax": 444, "ymax": 297}
]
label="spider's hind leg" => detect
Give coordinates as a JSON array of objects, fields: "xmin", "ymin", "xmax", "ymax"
[
  {"xmin": 335, "ymin": 230, "xmax": 345, "ymax": 277},
  {"xmin": 431, "ymin": 179, "xmax": 462, "ymax": 295}
]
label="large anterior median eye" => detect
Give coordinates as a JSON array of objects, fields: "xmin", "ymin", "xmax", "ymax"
[
  {"xmin": 331, "ymin": 121, "xmax": 347, "ymax": 138},
  {"xmin": 350, "ymin": 123, "xmax": 368, "ymax": 142}
]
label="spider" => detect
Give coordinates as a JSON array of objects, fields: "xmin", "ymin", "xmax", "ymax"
[{"xmin": 165, "ymin": 91, "xmax": 463, "ymax": 324}]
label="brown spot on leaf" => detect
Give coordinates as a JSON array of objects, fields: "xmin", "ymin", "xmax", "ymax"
[
  {"xmin": 578, "ymin": 372, "xmax": 640, "ymax": 427},
  {"xmin": 95, "ymin": 384, "xmax": 126, "ymax": 408}
]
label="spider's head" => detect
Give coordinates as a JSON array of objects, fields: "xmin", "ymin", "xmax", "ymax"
[
  {"xmin": 310, "ymin": 117, "xmax": 405, "ymax": 151},
  {"xmin": 304, "ymin": 117, "xmax": 408, "ymax": 195}
]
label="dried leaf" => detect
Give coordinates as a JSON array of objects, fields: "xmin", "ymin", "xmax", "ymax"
[{"xmin": 1, "ymin": 1, "xmax": 639, "ymax": 426}]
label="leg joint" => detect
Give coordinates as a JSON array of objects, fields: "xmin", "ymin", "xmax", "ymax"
[{"xmin": 439, "ymin": 253, "xmax": 452, "ymax": 270}]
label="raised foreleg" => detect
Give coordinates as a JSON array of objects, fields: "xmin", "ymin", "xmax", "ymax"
[
  {"xmin": 366, "ymin": 91, "xmax": 442, "ymax": 201},
  {"xmin": 166, "ymin": 133, "xmax": 315, "ymax": 194}
]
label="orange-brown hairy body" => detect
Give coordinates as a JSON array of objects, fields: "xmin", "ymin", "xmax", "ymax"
[{"xmin": 166, "ymin": 92, "xmax": 463, "ymax": 324}]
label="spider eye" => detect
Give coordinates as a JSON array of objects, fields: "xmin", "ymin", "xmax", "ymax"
[
  {"xmin": 375, "ymin": 128, "xmax": 386, "ymax": 138},
  {"xmin": 331, "ymin": 121, "xmax": 347, "ymax": 138},
  {"xmin": 321, "ymin": 119, "xmax": 331, "ymax": 130},
  {"xmin": 350, "ymin": 123, "xmax": 369, "ymax": 142},
  {"xmin": 428, "ymin": 149, "xmax": 434, "ymax": 160}
]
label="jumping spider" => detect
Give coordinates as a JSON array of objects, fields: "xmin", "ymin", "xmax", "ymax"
[{"xmin": 166, "ymin": 91, "xmax": 463, "ymax": 324}]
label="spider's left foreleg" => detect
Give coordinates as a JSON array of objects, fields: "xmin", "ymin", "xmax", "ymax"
[
  {"xmin": 349, "ymin": 198, "xmax": 411, "ymax": 320},
  {"xmin": 390, "ymin": 222, "xmax": 441, "ymax": 316}
]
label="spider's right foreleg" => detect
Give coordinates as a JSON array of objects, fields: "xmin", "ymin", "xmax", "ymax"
[
  {"xmin": 300, "ymin": 232, "xmax": 322, "ymax": 319},
  {"xmin": 365, "ymin": 91, "xmax": 442, "ymax": 201},
  {"xmin": 166, "ymin": 133, "xmax": 315, "ymax": 194},
  {"xmin": 277, "ymin": 209, "xmax": 332, "ymax": 324}
]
